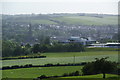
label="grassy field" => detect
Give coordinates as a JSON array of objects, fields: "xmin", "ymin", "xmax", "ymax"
[
  {"xmin": 11, "ymin": 15, "xmax": 117, "ymax": 25},
  {"xmin": 2, "ymin": 51, "xmax": 118, "ymax": 67},
  {"xmin": 2, "ymin": 66, "xmax": 119, "ymax": 79},
  {"xmin": 2, "ymin": 66, "xmax": 83, "ymax": 78},
  {"xmin": 43, "ymin": 74, "xmax": 119, "ymax": 80},
  {"xmin": 12, "ymin": 19, "xmax": 57, "ymax": 24},
  {"xmin": 2, "ymin": 51, "xmax": 119, "ymax": 79},
  {"xmin": 51, "ymin": 16, "xmax": 117, "ymax": 25}
]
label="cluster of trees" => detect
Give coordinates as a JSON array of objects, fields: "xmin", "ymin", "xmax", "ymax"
[
  {"xmin": 2, "ymin": 41, "xmax": 31, "ymax": 57},
  {"xmin": 2, "ymin": 40, "xmax": 85, "ymax": 57},
  {"xmin": 32, "ymin": 43, "xmax": 85, "ymax": 53},
  {"xmin": 82, "ymin": 57, "xmax": 118, "ymax": 78}
]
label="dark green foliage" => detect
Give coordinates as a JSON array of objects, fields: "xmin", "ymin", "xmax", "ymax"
[
  {"xmin": 2, "ymin": 40, "xmax": 32, "ymax": 57},
  {"xmin": 74, "ymin": 71, "xmax": 80, "ymax": 76},
  {"xmin": 2, "ymin": 40, "xmax": 85, "ymax": 57},
  {"xmin": 31, "ymin": 43, "xmax": 85, "ymax": 53},
  {"xmin": 13, "ymin": 46, "xmax": 24, "ymax": 56},
  {"xmin": 82, "ymin": 57, "xmax": 118, "ymax": 78},
  {"xmin": 66, "ymin": 43, "xmax": 84, "ymax": 52},
  {"xmin": 2, "ymin": 63, "xmax": 84, "ymax": 70},
  {"xmin": 48, "ymin": 43, "xmax": 85, "ymax": 52},
  {"xmin": 32, "ymin": 44, "xmax": 40, "ymax": 53},
  {"xmin": 69, "ymin": 71, "xmax": 80, "ymax": 76},
  {"xmin": 63, "ymin": 73, "xmax": 69, "ymax": 77},
  {"xmin": 39, "ymin": 44, "xmax": 48, "ymax": 53},
  {"xmin": 39, "ymin": 75, "xmax": 47, "ymax": 79},
  {"xmin": 32, "ymin": 44, "xmax": 48, "ymax": 53},
  {"xmin": 37, "ymin": 71, "xmax": 80, "ymax": 79},
  {"xmin": 2, "ymin": 40, "xmax": 18, "ymax": 57}
]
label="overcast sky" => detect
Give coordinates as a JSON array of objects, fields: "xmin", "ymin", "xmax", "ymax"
[{"xmin": 1, "ymin": 0, "xmax": 119, "ymax": 15}]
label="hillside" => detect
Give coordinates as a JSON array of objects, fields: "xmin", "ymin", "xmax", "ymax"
[
  {"xmin": 3, "ymin": 13, "xmax": 117, "ymax": 26},
  {"xmin": 51, "ymin": 15, "xmax": 117, "ymax": 25},
  {"xmin": 2, "ymin": 13, "xmax": 118, "ymax": 43}
]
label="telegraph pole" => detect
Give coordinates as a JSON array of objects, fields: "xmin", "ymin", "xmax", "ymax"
[{"xmin": 73, "ymin": 55, "xmax": 75, "ymax": 64}]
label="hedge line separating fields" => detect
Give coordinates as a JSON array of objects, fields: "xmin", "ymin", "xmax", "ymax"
[
  {"xmin": 2, "ymin": 62, "xmax": 87, "ymax": 70},
  {"xmin": 2, "ymin": 56, "xmax": 46, "ymax": 60}
]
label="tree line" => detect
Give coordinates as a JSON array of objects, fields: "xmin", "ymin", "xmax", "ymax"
[{"xmin": 2, "ymin": 40, "xmax": 85, "ymax": 57}]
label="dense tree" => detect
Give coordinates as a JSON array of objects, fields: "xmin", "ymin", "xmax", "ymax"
[
  {"xmin": 2, "ymin": 40, "xmax": 17, "ymax": 57},
  {"xmin": 48, "ymin": 43, "xmax": 84, "ymax": 52},
  {"xmin": 39, "ymin": 44, "xmax": 48, "ymax": 53},
  {"xmin": 82, "ymin": 57, "xmax": 117, "ymax": 78},
  {"xmin": 32, "ymin": 44, "xmax": 40, "ymax": 53},
  {"xmin": 13, "ymin": 45, "xmax": 24, "ymax": 56},
  {"xmin": 2, "ymin": 40, "xmax": 85, "ymax": 57}
]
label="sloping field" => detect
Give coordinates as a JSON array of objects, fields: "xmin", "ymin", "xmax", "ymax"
[
  {"xmin": 2, "ymin": 51, "xmax": 118, "ymax": 67},
  {"xmin": 43, "ymin": 74, "xmax": 119, "ymax": 80},
  {"xmin": 7, "ymin": 15, "xmax": 117, "ymax": 25},
  {"xmin": 2, "ymin": 66, "xmax": 83, "ymax": 78},
  {"xmin": 51, "ymin": 16, "xmax": 117, "ymax": 25}
]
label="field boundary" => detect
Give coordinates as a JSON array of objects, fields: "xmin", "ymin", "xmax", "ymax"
[{"xmin": 2, "ymin": 63, "xmax": 86, "ymax": 70}]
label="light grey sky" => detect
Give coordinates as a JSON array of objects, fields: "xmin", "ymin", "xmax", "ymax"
[{"xmin": 1, "ymin": 0, "xmax": 119, "ymax": 15}]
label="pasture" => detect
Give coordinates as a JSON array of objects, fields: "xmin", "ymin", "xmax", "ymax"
[
  {"xmin": 10, "ymin": 15, "xmax": 117, "ymax": 25},
  {"xmin": 43, "ymin": 74, "xmax": 119, "ymax": 80},
  {"xmin": 2, "ymin": 51, "xmax": 119, "ymax": 79},
  {"xmin": 2, "ymin": 66, "xmax": 83, "ymax": 78},
  {"xmin": 2, "ymin": 51, "xmax": 118, "ymax": 67},
  {"xmin": 52, "ymin": 16, "xmax": 117, "ymax": 25}
]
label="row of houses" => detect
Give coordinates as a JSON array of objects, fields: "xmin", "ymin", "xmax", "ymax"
[{"xmin": 51, "ymin": 36, "xmax": 96, "ymax": 45}]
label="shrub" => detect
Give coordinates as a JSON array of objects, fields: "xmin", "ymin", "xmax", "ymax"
[
  {"xmin": 74, "ymin": 71, "xmax": 80, "ymax": 76},
  {"xmin": 62, "ymin": 73, "xmax": 69, "ymax": 77},
  {"xmin": 39, "ymin": 75, "xmax": 47, "ymax": 79}
]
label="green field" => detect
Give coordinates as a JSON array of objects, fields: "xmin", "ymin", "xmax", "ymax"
[
  {"xmin": 11, "ymin": 15, "xmax": 117, "ymax": 25},
  {"xmin": 43, "ymin": 74, "xmax": 119, "ymax": 80},
  {"xmin": 51, "ymin": 16, "xmax": 117, "ymax": 25},
  {"xmin": 2, "ymin": 66, "xmax": 83, "ymax": 78},
  {"xmin": 2, "ymin": 51, "xmax": 118, "ymax": 67},
  {"xmin": 2, "ymin": 51, "xmax": 119, "ymax": 79},
  {"xmin": 14, "ymin": 19, "xmax": 57, "ymax": 24},
  {"xmin": 2, "ymin": 66, "xmax": 119, "ymax": 79}
]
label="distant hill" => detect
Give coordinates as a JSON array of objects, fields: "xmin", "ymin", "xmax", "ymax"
[
  {"xmin": 2, "ymin": 13, "xmax": 118, "ymax": 43},
  {"xmin": 3, "ymin": 13, "xmax": 117, "ymax": 26}
]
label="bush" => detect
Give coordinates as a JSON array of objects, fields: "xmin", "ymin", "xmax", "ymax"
[
  {"xmin": 48, "ymin": 43, "xmax": 85, "ymax": 52},
  {"xmin": 74, "ymin": 71, "xmax": 80, "ymax": 76},
  {"xmin": 2, "ymin": 66, "xmax": 11, "ymax": 70},
  {"xmin": 39, "ymin": 75, "xmax": 47, "ymax": 79},
  {"xmin": 62, "ymin": 73, "xmax": 69, "ymax": 77},
  {"xmin": 68, "ymin": 71, "xmax": 80, "ymax": 76},
  {"xmin": 44, "ymin": 63, "xmax": 53, "ymax": 67},
  {"xmin": 11, "ymin": 65, "xmax": 20, "ymax": 69}
]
